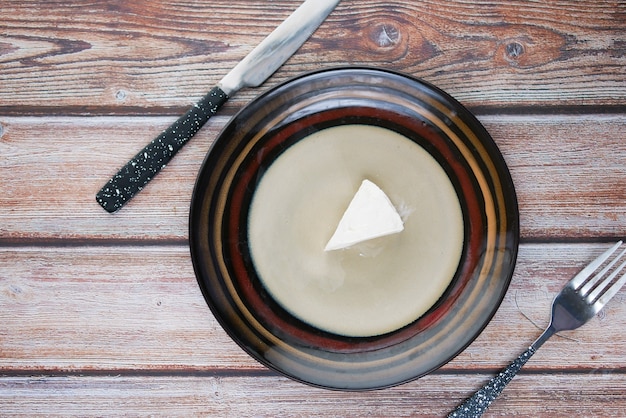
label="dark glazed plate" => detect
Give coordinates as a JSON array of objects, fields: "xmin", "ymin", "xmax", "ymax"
[{"xmin": 189, "ymin": 67, "xmax": 519, "ymax": 390}]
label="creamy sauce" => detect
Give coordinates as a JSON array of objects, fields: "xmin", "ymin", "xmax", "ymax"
[{"xmin": 248, "ymin": 124, "xmax": 464, "ymax": 337}]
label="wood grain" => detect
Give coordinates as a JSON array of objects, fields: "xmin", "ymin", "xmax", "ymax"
[
  {"xmin": 1, "ymin": 1, "xmax": 625, "ymax": 416},
  {"xmin": 2, "ymin": 243, "xmax": 625, "ymax": 373},
  {"xmin": 1, "ymin": 373, "xmax": 625, "ymax": 417},
  {"xmin": 0, "ymin": 0, "xmax": 624, "ymax": 113},
  {"xmin": 2, "ymin": 244, "xmax": 626, "ymax": 415},
  {"xmin": 0, "ymin": 114, "xmax": 624, "ymax": 242}
]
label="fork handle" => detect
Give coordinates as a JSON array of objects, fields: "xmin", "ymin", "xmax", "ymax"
[{"xmin": 448, "ymin": 346, "xmax": 536, "ymax": 418}]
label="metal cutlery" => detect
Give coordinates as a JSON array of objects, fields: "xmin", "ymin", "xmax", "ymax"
[
  {"xmin": 96, "ymin": 0, "xmax": 341, "ymax": 213},
  {"xmin": 450, "ymin": 241, "xmax": 626, "ymax": 417}
]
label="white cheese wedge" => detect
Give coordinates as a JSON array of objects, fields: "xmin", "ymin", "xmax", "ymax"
[{"xmin": 324, "ymin": 179, "xmax": 404, "ymax": 251}]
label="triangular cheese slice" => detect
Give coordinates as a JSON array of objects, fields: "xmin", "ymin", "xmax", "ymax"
[{"xmin": 324, "ymin": 179, "xmax": 404, "ymax": 251}]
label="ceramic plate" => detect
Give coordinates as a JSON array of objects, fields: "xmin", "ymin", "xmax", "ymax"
[{"xmin": 189, "ymin": 67, "xmax": 519, "ymax": 390}]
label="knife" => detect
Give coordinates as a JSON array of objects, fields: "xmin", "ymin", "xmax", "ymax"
[{"xmin": 96, "ymin": 0, "xmax": 341, "ymax": 213}]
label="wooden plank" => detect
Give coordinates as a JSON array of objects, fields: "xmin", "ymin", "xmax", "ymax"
[
  {"xmin": 0, "ymin": 0, "xmax": 624, "ymax": 112},
  {"xmin": 0, "ymin": 115, "xmax": 216, "ymax": 243},
  {"xmin": 0, "ymin": 114, "xmax": 625, "ymax": 241},
  {"xmin": 0, "ymin": 245, "xmax": 257, "ymax": 372},
  {"xmin": 0, "ymin": 373, "xmax": 625, "ymax": 417},
  {"xmin": 1, "ymin": 243, "xmax": 626, "ymax": 373},
  {"xmin": 488, "ymin": 114, "xmax": 626, "ymax": 240}
]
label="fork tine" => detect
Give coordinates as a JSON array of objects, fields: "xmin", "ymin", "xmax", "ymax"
[
  {"xmin": 590, "ymin": 256, "xmax": 626, "ymax": 305},
  {"xmin": 570, "ymin": 241, "xmax": 623, "ymax": 289},
  {"xmin": 588, "ymin": 257, "xmax": 626, "ymax": 301},
  {"xmin": 596, "ymin": 266, "xmax": 626, "ymax": 309},
  {"xmin": 581, "ymin": 248, "xmax": 626, "ymax": 295}
]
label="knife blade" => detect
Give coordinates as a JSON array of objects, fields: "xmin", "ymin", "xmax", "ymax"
[{"xmin": 96, "ymin": 0, "xmax": 341, "ymax": 213}]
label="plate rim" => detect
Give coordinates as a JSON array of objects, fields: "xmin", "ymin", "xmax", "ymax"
[{"xmin": 189, "ymin": 66, "xmax": 520, "ymax": 390}]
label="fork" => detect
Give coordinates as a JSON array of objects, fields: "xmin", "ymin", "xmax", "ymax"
[{"xmin": 449, "ymin": 241, "xmax": 626, "ymax": 418}]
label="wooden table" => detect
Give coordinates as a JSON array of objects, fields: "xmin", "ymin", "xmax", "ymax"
[{"xmin": 1, "ymin": 1, "xmax": 625, "ymax": 416}]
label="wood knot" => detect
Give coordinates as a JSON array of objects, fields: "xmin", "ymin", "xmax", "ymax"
[
  {"xmin": 371, "ymin": 24, "xmax": 401, "ymax": 48},
  {"xmin": 506, "ymin": 42, "xmax": 525, "ymax": 60},
  {"xmin": 495, "ymin": 27, "xmax": 566, "ymax": 68},
  {"xmin": 4, "ymin": 283, "xmax": 30, "ymax": 301},
  {"xmin": 334, "ymin": 16, "xmax": 429, "ymax": 64},
  {"xmin": 115, "ymin": 90, "xmax": 127, "ymax": 101}
]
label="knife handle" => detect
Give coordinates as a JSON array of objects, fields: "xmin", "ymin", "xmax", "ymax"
[{"xmin": 96, "ymin": 86, "xmax": 228, "ymax": 213}]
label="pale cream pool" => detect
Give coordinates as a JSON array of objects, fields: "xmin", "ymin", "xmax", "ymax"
[{"xmin": 248, "ymin": 124, "xmax": 464, "ymax": 337}]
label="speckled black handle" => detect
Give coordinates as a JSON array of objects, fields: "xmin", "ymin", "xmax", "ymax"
[
  {"xmin": 96, "ymin": 86, "xmax": 228, "ymax": 213},
  {"xmin": 449, "ymin": 346, "xmax": 536, "ymax": 418}
]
